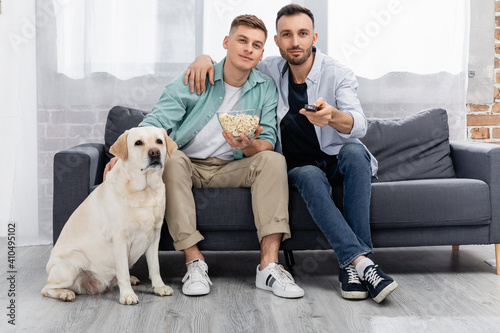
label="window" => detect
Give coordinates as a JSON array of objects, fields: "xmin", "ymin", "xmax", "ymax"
[{"xmin": 53, "ymin": 0, "xmax": 288, "ymax": 79}]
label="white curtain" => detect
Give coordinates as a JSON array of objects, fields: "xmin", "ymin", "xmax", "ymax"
[
  {"xmin": 328, "ymin": 0, "xmax": 470, "ymax": 140},
  {"xmin": 54, "ymin": 0, "xmax": 158, "ymax": 80},
  {"xmin": 54, "ymin": 0, "xmax": 288, "ymax": 80},
  {"xmin": 1, "ymin": 0, "xmax": 39, "ymax": 244}
]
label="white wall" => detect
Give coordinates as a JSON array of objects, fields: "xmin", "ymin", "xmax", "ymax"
[{"xmin": 0, "ymin": 0, "xmax": 39, "ymax": 244}]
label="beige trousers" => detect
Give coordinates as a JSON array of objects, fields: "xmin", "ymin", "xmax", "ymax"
[{"xmin": 162, "ymin": 150, "xmax": 291, "ymax": 251}]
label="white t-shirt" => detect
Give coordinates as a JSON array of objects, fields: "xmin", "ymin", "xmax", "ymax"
[{"xmin": 182, "ymin": 82, "xmax": 242, "ymax": 160}]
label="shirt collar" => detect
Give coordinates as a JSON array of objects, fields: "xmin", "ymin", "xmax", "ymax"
[
  {"xmin": 307, "ymin": 46, "xmax": 323, "ymax": 83},
  {"xmin": 214, "ymin": 59, "xmax": 224, "ymax": 82}
]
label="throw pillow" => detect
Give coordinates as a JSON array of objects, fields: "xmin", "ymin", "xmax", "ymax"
[{"xmin": 360, "ymin": 108, "xmax": 456, "ymax": 182}]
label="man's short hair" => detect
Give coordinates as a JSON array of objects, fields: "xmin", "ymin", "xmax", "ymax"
[
  {"xmin": 276, "ymin": 4, "xmax": 315, "ymax": 29},
  {"xmin": 230, "ymin": 14, "xmax": 268, "ymax": 40}
]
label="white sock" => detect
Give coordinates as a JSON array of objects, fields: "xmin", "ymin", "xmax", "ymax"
[{"xmin": 355, "ymin": 258, "xmax": 374, "ymax": 280}]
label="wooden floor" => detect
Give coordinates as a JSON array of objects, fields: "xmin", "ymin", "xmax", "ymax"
[{"xmin": 2, "ymin": 240, "xmax": 500, "ymax": 333}]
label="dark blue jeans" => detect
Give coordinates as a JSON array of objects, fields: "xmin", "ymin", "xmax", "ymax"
[{"xmin": 287, "ymin": 143, "xmax": 373, "ymax": 268}]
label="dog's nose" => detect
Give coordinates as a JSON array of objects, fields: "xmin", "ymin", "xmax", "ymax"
[{"xmin": 149, "ymin": 148, "xmax": 160, "ymax": 157}]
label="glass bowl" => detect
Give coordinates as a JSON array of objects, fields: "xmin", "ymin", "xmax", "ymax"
[{"xmin": 217, "ymin": 109, "xmax": 262, "ymax": 139}]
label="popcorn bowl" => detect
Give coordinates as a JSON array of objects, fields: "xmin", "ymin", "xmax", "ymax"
[{"xmin": 217, "ymin": 109, "xmax": 262, "ymax": 139}]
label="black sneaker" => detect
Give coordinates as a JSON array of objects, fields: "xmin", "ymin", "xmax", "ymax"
[
  {"xmin": 361, "ymin": 265, "xmax": 398, "ymax": 303},
  {"xmin": 339, "ymin": 264, "xmax": 369, "ymax": 299}
]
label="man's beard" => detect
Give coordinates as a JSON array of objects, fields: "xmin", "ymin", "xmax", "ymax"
[{"xmin": 279, "ymin": 45, "xmax": 313, "ymax": 66}]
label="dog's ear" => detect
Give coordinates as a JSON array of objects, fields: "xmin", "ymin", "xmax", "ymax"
[
  {"xmin": 110, "ymin": 130, "xmax": 129, "ymax": 161},
  {"xmin": 162, "ymin": 128, "xmax": 178, "ymax": 158}
]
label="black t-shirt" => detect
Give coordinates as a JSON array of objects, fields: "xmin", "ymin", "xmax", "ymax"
[{"xmin": 280, "ymin": 72, "xmax": 329, "ymax": 169}]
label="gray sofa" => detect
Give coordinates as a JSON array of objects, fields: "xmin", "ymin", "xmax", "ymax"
[{"xmin": 52, "ymin": 106, "xmax": 500, "ymax": 274}]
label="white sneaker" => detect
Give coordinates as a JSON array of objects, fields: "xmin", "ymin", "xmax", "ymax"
[
  {"xmin": 255, "ymin": 263, "xmax": 304, "ymax": 298},
  {"xmin": 181, "ymin": 259, "xmax": 212, "ymax": 296}
]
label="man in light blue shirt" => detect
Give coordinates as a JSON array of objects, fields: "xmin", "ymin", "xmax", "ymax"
[{"xmin": 186, "ymin": 4, "xmax": 397, "ymax": 303}]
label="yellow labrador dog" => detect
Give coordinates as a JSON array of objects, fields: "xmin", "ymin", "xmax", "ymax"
[{"xmin": 42, "ymin": 126, "xmax": 177, "ymax": 305}]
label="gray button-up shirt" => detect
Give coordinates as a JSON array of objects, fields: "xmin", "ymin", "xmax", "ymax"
[{"xmin": 256, "ymin": 47, "xmax": 378, "ymax": 175}]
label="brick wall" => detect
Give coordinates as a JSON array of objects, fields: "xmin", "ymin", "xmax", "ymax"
[
  {"xmin": 37, "ymin": 105, "xmax": 110, "ymax": 241},
  {"xmin": 467, "ymin": 1, "xmax": 500, "ymax": 144}
]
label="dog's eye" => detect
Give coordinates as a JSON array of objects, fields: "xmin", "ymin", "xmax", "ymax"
[
  {"xmin": 135, "ymin": 140, "xmax": 143, "ymax": 146},
  {"xmin": 156, "ymin": 139, "xmax": 163, "ymax": 144}
]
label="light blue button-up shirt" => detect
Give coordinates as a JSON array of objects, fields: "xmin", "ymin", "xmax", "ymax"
[
  {"xmin": 140, "ymin": 58, "xmax": 279, "ymax": 160},
  {"xmin": 256, "ymin": 47, "xmax": 378, "ymax": 175}
]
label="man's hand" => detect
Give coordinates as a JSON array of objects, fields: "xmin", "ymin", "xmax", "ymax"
[
  {"xmin": 299, "ymin": 98, "xmax": 332, "ymax": 127},
  {"xmin": 299, "ymin": 97, "xmax": 354, "ymax": 134},
  {"xmin": 103, "ymin": 156, "xmax": 119, "ymax": 181},
  {"xmin": 222, "ymin": 126, "xmax": 270, "ymax": 156},
  {"xmin": 222, "ymin": 126, "xmax": 263, "ymax": 150},
  {"xmin": 183, "ymin": 55, "xmax": 215, "ymax": 95}
]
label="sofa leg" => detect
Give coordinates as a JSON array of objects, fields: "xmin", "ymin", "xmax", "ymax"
[
  {"xmin": 452, "ymin": 245, "xmax": 460, "ymax": 251},
  {"xmin": 284, "ymin": 250, "xmax": 295, "ymax": 272},
  {"xmin": 496, "ymin": 244, "xmax": 500, "ymax": 276}
]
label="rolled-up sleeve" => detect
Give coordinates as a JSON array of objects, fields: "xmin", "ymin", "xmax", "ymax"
[
  {"xmin": 139, "ymin": 73, "xmax": 190, "ymax": 131},
  {"xmin": 257, "ymin": 81, "xmax": 278, "ymax": 148},
  {"xmin": 335, "ymin": 68, "xmax": 367, "ymax": 139}
]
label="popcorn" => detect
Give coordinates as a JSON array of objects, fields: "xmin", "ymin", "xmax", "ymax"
[{"xmin": 218, "ymin": 113, "xmax": 260, "ymax": 138}]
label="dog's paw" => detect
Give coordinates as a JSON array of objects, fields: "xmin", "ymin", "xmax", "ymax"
[
  {"xmin": 130, "ymin": 276, "xmax": 140, "ymax": 286},
  {"xmin": 153, "ymin": 285, "xmax": 174, "ymax": 297},
  {"xmin": 42, "ymin": 288, "xmax": 76, "ymax": 302},
  {"xmin": 61, "ymin": 291, "xmax": 76, "ymax": 302},
  {"xmin": 119, "ymin": 291, "xmax": 139, "ymax": 305},
  {"xmin": 59, "ymin": 290, "xmax": 76, "ymax": 302}
]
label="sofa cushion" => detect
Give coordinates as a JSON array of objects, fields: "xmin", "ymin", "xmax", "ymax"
[
  {"xmin": 104, "ymin": 106, "xmax": 148, "ymax": 161},
  {"xmin": 369, "ymin": 178, "xmax": 491, "ymax": 229},
  {"xmin": 193, "ymin": 188, "xmax": 255, "ymax": 231},
  {"xmin": 361, "ymin": 108, "xmax": 456, "ymax": 182}
]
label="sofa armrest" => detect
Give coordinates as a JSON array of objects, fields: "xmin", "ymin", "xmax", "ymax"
[
  {"xmin": 52, "ymin": 143, "xmax": 106, "ymax": 244},
  {"xmin": 450, "ymin": 140, "xmax": 500, "ymax": 243},
  {"xmin": 450, "ymin": 141, "xmax": 500, "ymax": 181}
]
